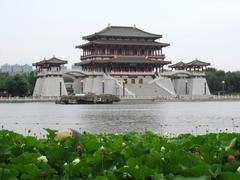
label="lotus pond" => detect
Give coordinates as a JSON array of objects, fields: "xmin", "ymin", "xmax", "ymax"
[{"xmin": 2, "ymin": 130, "xmax": 240, "ymax": 179}]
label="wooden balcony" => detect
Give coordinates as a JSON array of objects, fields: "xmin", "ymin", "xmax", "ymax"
[
  {"xmin": 81, "ymin": 54, "xmax": 165, "ymax": 60},
  {"xmin": 110, "ymin": 71, "xmax": 155, "ymax": 76},
  {"xmin": 81, "ymin": 54, "xmax": 115, "ymax": 60}
]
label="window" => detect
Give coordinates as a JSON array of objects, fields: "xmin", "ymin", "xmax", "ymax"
[
  {"xmin": 131, "ymin": 79, "xmax": 135, "ymax": 84},
  {"xmin": 139, "ymin": 79, "xmax": 143, "ymax": 84},
  {"xmin": 123, "ymin": 79, "xmax": 128, "ymax": 84}
]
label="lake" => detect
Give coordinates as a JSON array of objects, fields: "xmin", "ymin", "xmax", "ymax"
[{"xmin": 0, "ymin": 101, "xmax": 240, "ymax": 136}]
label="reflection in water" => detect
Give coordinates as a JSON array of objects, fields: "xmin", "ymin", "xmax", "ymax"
[{"xmin": 0, "ymin": 101, "xmax": 240, "ymax": 136}]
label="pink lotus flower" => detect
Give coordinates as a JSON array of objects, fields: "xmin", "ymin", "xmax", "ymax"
[{"xmin": 227, "ymin": 155, "xmax": 235, "ymax": 162}]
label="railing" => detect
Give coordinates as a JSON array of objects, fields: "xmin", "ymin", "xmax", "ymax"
[
  {"xmin": 212, "ymin": 95, "xmax": 240, "ymax": 100},
  {"xmin": 37, "ymin": 72, "xmax": 64, "ymax": 77},
  {"xmin": 120, "ymin": 95, "xmax": 239, "ymax": 101},
  {"xmin": 81, "ymin": 54, "xmax": 165, "ymax": 60},
  {"xmin": 119, "ymin": 95, "xmax": 176, "ymax": 100},
  {"xmin": 161, "ymin": 70, "xmax": 206, "ymax": 77},
  {"xmin": 81, "ymin": 54, "xmax": 115, "ymax": 60},
  {"xmin": 0, "ymin": 96, "xmax": 59, "ymax": 102},
  {"xmin": 110, "ymin": 71, "xmax": 154, "ymax": 75},
  {"xmin": 82, "ymin": 71, "xmax": 104, "ymax": 75}
]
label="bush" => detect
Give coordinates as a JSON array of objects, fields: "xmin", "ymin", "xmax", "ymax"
[
  {"xmin": 0, "ymin": 72, "xmax": 36, "ymax": 97},
  {"xmin": 1, "ymin": 130, "xmax": 240, "ymax": 179}
]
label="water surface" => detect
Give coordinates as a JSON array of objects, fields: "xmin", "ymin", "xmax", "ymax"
[{"xmin": 0, "ymin": 101, "xmax": 239, "ymax": 136}]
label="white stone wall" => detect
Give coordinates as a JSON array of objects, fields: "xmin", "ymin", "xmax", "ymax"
[
  {"xmin": 33, "ymin": 75, "xmax": 67, "ymax": 97},
  {"xmin": 104, "ymin": 79, "xmax": 117, "ymax": 95},
  {"xmin": 33, "ymin": 77, "xmax": 43, "ymax": 96},
  {"xmin": 93, "ymin": 76, "xmax": 104, "ymax": 94},
  {"xmin": 191, "ymin": 77, "xmax": 210, "ymax": 95},
  {"xmin": 172, "ymin": 77, "xmax": 210, "ymax": 96},
  {"xmin": 126, "ymin": 83, "xmax": 169, "ymax": 97},
  {"xmin": 123, "ymin": 77, "xmax": 175, "ymax": 97},
  {"xmin": 76, "ymin": 75, "xmax": 176, "ymax": 97},
  {"xmin": 82, "ymin": 76, "xmax": 103, "ymax": 95},
  {"xmin": 151, "ymin": 77, "xmax": 176, "ymax": 96},
  {"xmin": 72, "ymin": 78, "xmax": 82, "ymax": 94},
  {"xmin": 75, "ymin": 75, "xmax": 136, "ymax": 96},
  {"xmin": 172, "ymin": 78, "xmax": 189, "ymax": 95},
  {"xmin": 84, "ymin": 77, "xmax": 94, "ymax": 93},
  {"xmin": 70, "ymin": 72, "xmax": 211, "ymax": 99}
]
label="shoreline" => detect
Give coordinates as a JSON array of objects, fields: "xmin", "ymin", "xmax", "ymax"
[{"xmin": 0, "ymin": 96, "xmax": 240, "ymax": 103}]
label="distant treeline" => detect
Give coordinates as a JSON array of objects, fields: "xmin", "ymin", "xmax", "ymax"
[
  {"xmin": 206, "ymin": 68, "xmax": 240, "ymax": 95},
  {"xmin": 0, "ymin": 72, "xmax": 36, "ymax": 97}
]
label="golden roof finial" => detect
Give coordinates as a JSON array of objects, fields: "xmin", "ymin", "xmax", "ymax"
[
  {"xmin": 133, "ymin": 24, "xmax": 137, "ymax": 28},
  {"xmin": 107, "ymin": 23, "xmax": 111, "ymax": 28}
]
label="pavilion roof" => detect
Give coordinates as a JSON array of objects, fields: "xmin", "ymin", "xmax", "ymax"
[
  {"xmin": 185, "ymin": 59, "xmax": 210, "ymax": 67},
  {"xmin": 168, "ymin": 61, "xmax": 186, "ymax": 68},
  {"xmin": 168, "ymin": 59, "xmax": 210, "ymax": 69},
  {"xmin": 32, "ymin": 57, "xmax": 68, "ymax": 66},
  {"xmin": 83, "ymin": 25, "xmax": 162, "ymax": 40},
  {"xmin": 76, "ymin": 39, "xmax": 170, "ymax": 48},
  {"xmin": 75, "ymin": 57, "xmax": 171, "ymax": 66}
]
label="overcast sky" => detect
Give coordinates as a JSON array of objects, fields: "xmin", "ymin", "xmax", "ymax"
[{"xmin": 0, "ymin": 0, "xmax": 240, "ymax": 71}]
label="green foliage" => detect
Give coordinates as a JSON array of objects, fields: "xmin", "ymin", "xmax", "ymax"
[
  {"xmin": 0, "ymin": 73, "xmax": 11, "ymax": 91},
  {"xmin": 1, "ymin": 130, "xmax": 240, "ymax": 179},
  {"xmin": 206, "ymin": 68, "xmax": 240, "ymax": 94},
  {"xmin": 7, "ymin": 74, "xmax": 29, "ymax": 96},
  {"xmin": 0, "ymin": 72, "xmax": 36, "ymax": 97},
  {"xmin": 27, "ymin": 71, "xmax": 37, "ymax": 95}
]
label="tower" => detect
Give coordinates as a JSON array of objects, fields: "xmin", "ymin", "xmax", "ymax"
[
  {"xmin": 32, "ymin": 57, "xmax": 68, "ymax": 97},
  {"xmin": 73, "ymin": 25, "xmax": 176, "ymax": 97},
  {"xmin": 168, "ymin": 59, "xmax": 211, "ymax": 98}
]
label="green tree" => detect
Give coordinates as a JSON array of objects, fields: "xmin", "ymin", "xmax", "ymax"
[
  {"xmin": 206, "ymin": 68, "xmax": 225, "ymax": 94},
  {"xmin": 0, "ymin": 73, "xmax": 11, "ymax": 91},
  {"xmin": 225, "ymin": 71, "xmax": 240, "ymax": 93},
  {"xmin": 6, "ymin": 74, "xmax": 30, "ymax": 97},
  {"xmin": 206, "ymin": 68, "xmax": 240, "ymax": 94},
  {"xmin": 27, "ymin": 71, "xmax": 37, "ymax": 95}
]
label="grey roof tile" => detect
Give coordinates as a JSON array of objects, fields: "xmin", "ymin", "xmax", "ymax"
[
  {"xmin": 77, "ymin": 39, "xmax": 169, "ymax": 48},
  {"xmin": 33, "ymin": 56, "xmax": 68, "ymax": 66},
  {"xmin": 83, "ymin": 26, "xmax": 162, "ymax": 40}
]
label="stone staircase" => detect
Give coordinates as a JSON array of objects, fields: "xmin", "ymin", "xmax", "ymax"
[
  {"xmin": 148, "ymin": 76, "xmax": 176, "ymax": 96},
  {"xmin": 104, "ymin": 73, "xmax": 135, "ymax": 97}
]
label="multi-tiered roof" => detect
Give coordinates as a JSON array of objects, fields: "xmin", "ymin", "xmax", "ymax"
[
  {"xmin": 33, "ymin": 57, "xmax": 67, "ymax": 67},
  {"xmin": 75, "ymin": 25, "xmax": 171, "ymax": 73},
  {"xmin": 169, "ymin": 59, "xmax": 210, "ymax": 70},
  {"xmin": 77, "ymin": 25, "xmax": 169, "ymax": 48},
  {"xmin": 33, "ymin": 56, "xmax": 67, "ymax": 72}
]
